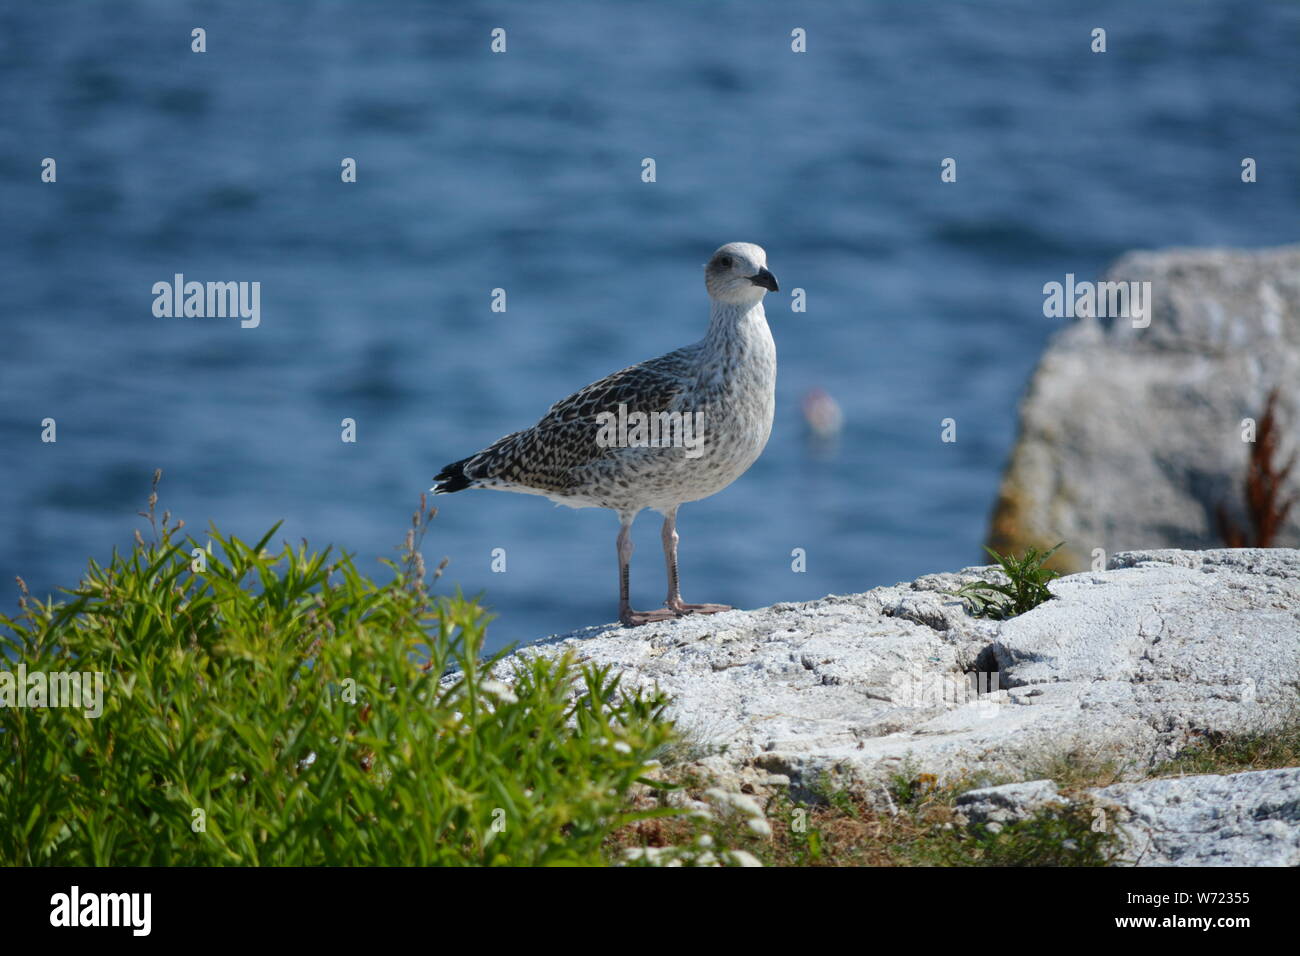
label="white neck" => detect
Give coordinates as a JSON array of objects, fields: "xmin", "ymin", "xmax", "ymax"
[{"xmin": 705, "ymin": 297, "xmax": 767, "ymax": 345}]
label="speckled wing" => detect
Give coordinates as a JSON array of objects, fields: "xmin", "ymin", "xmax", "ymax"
[{"xmin": 434, "ymin": 345, "xmax": 699, "ymax": 495}]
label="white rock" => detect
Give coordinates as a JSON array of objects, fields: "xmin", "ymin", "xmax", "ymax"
[
  {"xmin": 956, "ymin": 769, "xmax": 1300, "ymax": 867},
  {"xmin": 956, "ymin": 780, "xmax": 1066, "ymax": 827},
  {"xmin": 508, "ymin": 548, "xmax": 1300, "ymax": 796},
  {"xmin": 989, "ymin": 245, "xmax": 1300, "ymax": 567}
]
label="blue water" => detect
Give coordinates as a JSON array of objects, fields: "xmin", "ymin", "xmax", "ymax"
[{"xmin": 2, "ymin": 1, "xmax": 1297, "ymax": 652}]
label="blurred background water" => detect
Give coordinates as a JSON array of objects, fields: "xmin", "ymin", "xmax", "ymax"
[{"xmin": 2, "ymin": 0, "xmax": 1297, "ymax": 652}]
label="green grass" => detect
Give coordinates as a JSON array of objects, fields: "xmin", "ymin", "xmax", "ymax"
[
  {"xmin": 1017, "ymin": 746, "xmax": 1133, "ymax": 790},
  {"xmin": 612, "ymin": 766, "xmax": 1124, "ymax": 867},
  {"xmin": 0, "ymin": 477, "xmax": 696, "ymax": 866},
  {"xmin": 1153, "ymin": 722, "xmax": 1300, "ymax": 777},
  {"xmin": 952, "ymin": 543, "xmax": 1063, "ymax": 620},
  {"xmin": 914, "ymin": 803, "xmax": 1120, "ymax": 867}
]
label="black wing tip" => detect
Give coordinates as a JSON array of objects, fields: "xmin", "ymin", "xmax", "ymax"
[{"xmin": 432, "ymin": 458, "xmax": 472, "ymax": 494}]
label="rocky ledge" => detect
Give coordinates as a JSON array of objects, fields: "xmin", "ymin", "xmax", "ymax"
[{"xmin": 505, "ymin": 548, "xmax": 1300, "ymax": 865}]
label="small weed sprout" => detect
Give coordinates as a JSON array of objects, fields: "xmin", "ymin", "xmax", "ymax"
[{"xmin": 952, "ymin": 543, "xmax": 1063, "ymax": 620}]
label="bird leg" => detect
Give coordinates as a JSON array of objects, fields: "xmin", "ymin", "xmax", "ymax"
[
  {"xmin": 661, "ymin": 508, "xmax": 731, "ymax": 616},
  {"xmin": 618, "ymin": 517, "xmax": 677, "ymax": 627}
]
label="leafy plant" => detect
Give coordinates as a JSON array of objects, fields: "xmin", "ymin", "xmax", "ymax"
[
  {"xmin": 951, "ymin": 543, "xmax": 1063, "ymax": 620},
  {"xmin": 0, "ymin": 473, "xmax": 689, "ymax": 865}
]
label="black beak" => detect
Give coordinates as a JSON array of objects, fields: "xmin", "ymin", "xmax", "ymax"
[{"xmin": 749, "ymin": 268, "xmax": 779, "ymax": 292}]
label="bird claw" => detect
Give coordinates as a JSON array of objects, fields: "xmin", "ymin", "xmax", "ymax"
[
  {"xmin": 619, "ymin": 607, "xmax": 680, "ymax": 627},
  {"xmin": 667, "ymin": 601, "xmax": 731, "ymax": 616}
]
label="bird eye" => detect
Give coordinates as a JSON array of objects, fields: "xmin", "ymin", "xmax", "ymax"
[{"xmin": 717, "ymin": 255, "xmax": 733, "ymax": 269}]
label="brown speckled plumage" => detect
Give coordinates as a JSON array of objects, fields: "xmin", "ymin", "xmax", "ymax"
[{"xmin": 435, "ymin": 345, "xmax": 700, "ymax": 501}]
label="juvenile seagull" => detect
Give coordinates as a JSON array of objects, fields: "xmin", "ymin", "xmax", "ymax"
[{"xmin": 433, "ymin": 242, "xmax": 778, "ymax": 626}]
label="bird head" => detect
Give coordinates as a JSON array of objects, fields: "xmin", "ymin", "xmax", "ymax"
[{"xmin": 704, "ymin": 242, "xmax": 778, "ymax": 306}]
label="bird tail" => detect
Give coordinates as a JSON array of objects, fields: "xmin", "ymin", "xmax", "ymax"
[{"xmin": 432, "ymin": 457, "xmax": 473, "ymax": 494}]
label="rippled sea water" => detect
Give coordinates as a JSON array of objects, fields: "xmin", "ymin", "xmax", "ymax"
[{"xmin": 2, "ymin": 1, "xmax": 1297, "ymax": 651}]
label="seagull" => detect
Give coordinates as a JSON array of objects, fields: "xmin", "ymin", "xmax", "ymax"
[{"xmin": 433, "ymin": 242, "xmax": 778, "ymax": 627}]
